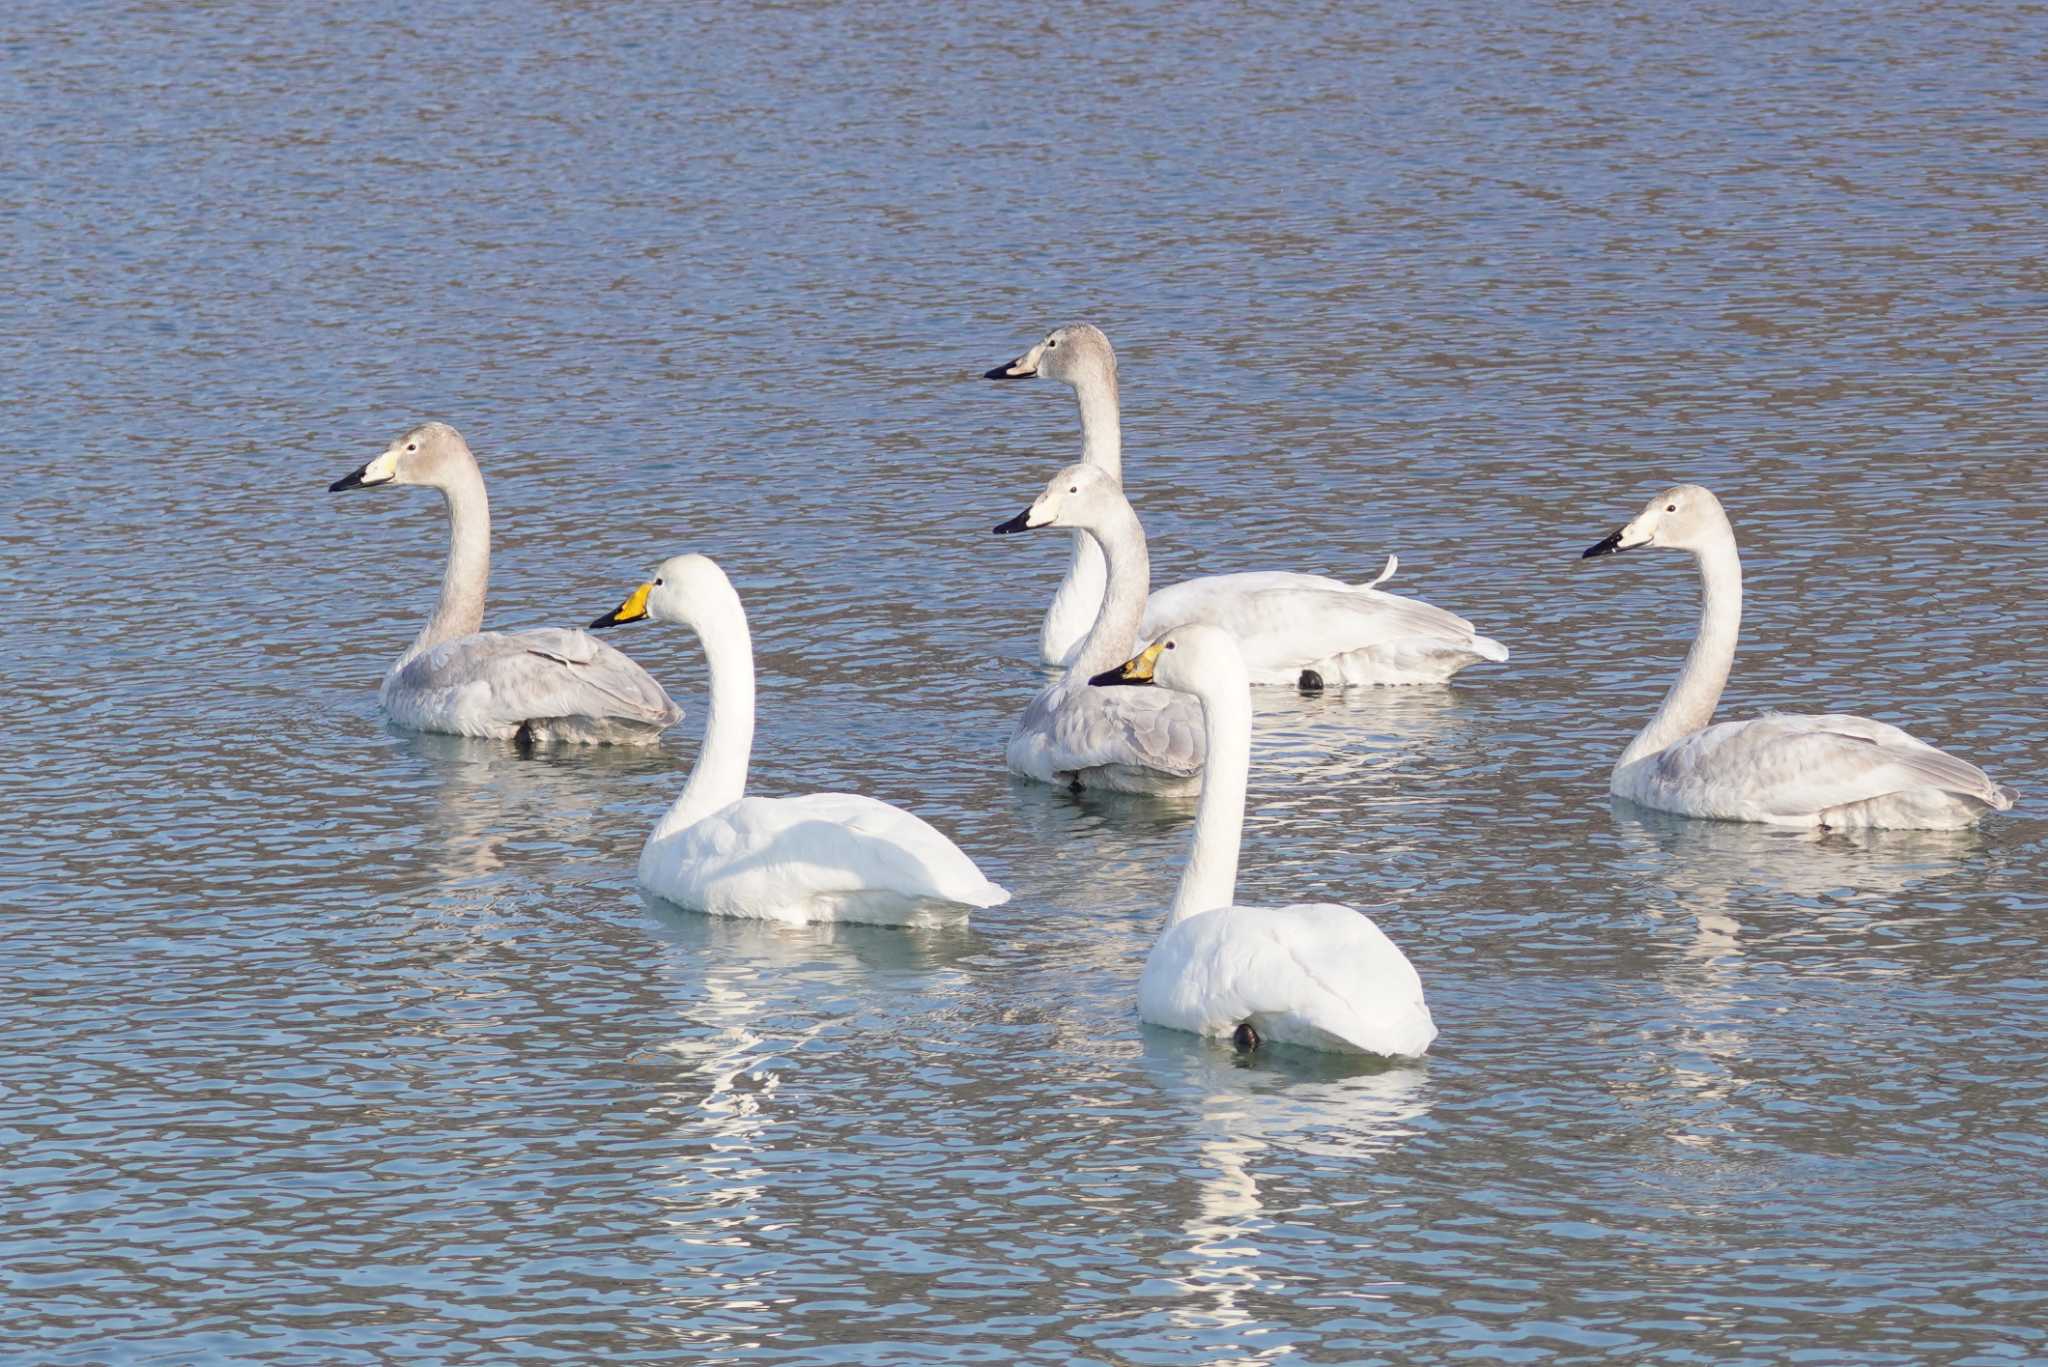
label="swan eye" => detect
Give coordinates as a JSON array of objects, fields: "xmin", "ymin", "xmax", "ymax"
[
  {"xmin": 1166, "ymin": 641, "xmax": 1176, "ymax": 650},
  {"xmin": 1666, "ymin": 503, "xmax": 1676, "ymax": 512},
  {"xmin": 1047, "ymin": 338, "xmax": 1057, "ymax": 348},
  {"xmin": 654, "ymin": 578, "xmax": 664, "ymax": 586},
  {"xmin": 406, "ymin": 443, "xmax": 417, "ymax": 452}
]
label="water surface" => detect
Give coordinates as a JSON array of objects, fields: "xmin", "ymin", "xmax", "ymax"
[{"xmin": 4, "ymin": 1, "xmax": 2045, "ymax": 1362}]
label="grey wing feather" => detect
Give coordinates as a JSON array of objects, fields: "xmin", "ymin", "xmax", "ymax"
[
  {"xmin": 395, "ymin": 628, "xmax": 681, "ymax": 730},
  {"xmin": 1019, "ymin": 679, "xmax": 1205, "ymax": 778}
]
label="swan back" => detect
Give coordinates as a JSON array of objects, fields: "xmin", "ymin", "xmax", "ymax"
[
  {"xmin": 1138, "ymin": 903, "xmax": 1438, "ymax": 1057},
  {"xmin": 639, "ymin": 792, "xmax": 1010, "ymax": 924}
]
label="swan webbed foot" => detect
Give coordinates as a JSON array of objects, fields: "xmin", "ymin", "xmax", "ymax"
[
  {"xmin": 1232, "ymin": 1021, "xmax": 1261, "ymax": 1051},
  {"xmin": 513, "ymin": 721, "xmax": 536, "ymax": 754},
  {"xmin": 1068, "ymin": 776, "xmax": 1085, "ymax": 794},
  {"xmin": 1298, "ymin": 669, "xmax": 1324, "ymax": 693}
]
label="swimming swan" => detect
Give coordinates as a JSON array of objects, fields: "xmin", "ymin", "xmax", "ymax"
[
  {"xmin": 328, "ymin": 422, "xmax": 681, "ymax": 745},
  {"xmin": 1090, "ymin": 624, "xmax": 1438, "ymax": 1056},
  {"xmin": 1583, "ymin": 484, "xmax": 2016, "ymax": 830},
  {"xmin": 993, "ymin": 466, "xmax": 1205, "ymax": 794},
  {"xmin": 986, "ymin": 324, "xmax": 1507, "ymax": 684},
  {"xmin": 590, "ymin": 554, "xmax": 1011, "ymax": 924}
]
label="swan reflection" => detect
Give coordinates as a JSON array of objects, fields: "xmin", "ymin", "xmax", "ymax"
[{"xmin": 1139, "ymin": 1030, "xmax": 1433, "ymax": 1336}]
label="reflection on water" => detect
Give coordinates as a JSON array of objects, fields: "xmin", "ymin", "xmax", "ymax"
[
  {"xmin": 5, "ymin": 0, "xmax": 2045, "ymax": 1360},
  {"xmin": 1612, "ymin": 799, "xmax": 1991, "ymax": 962}
]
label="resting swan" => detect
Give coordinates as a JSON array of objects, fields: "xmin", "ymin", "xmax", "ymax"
[
  {"xmin": 590, "ymin": 554, "xmax": 1010, "ymax": 924},
  {"xmin": 993, "ymin": 466, "xmax": 1205, "ymax": 794},
  {"xmin": 328, "ymin": 422, "xmax": 681, "ymax": 744},
  {"xmin": 1583, "ymin": 484, "xmax": 2016, "ymax": 830},
  {"xmin": 986, "ymin": 324, "xmax": 1507, "ymax": 684},
  {"xmin": 1090, "ymin": 624, "xmax": 1437, "ymax": 1056}
]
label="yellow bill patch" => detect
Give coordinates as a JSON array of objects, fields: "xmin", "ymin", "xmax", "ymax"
[
  {"xmin": 611, "ymin": 582, "xmax": 654, "ymax": 623},
  {"xmin": 1119, "ymin": 640, "xmax": 1167, "ymax": 682}
]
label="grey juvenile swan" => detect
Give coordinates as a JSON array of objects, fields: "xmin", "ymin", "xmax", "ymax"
[{"xmin": 328, "ymin": 422, "xmax": 681, "ymax": 745}]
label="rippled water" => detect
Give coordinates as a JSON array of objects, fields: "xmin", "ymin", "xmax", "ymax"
[{"xmin": 5, "ymin": 1, "xmax": 2046, "ymax": 1361}]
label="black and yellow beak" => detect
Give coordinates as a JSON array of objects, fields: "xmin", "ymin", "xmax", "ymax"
[
  {"xmin": 983, "ymin": 357, "xmax": 1036, "ymax": 380},
  {"xmin": 590, "ymin": 582, "xmax": 653, "ymax": 630},
  {"xmin": 992, "ymin": 507, "xmax": 1037, "ymax": 534},
  {"xmin": 1088, "ymin": 641, "xmax": 1164, "ymax": 688}
]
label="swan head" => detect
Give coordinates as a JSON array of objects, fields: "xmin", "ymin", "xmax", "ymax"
[
  {"xmin": 983, "ymin": 323, "xmax": 1117, "ymax": 389},
  {"xmin": 590, "ymin": 553, "xmax": 732, "ymax": 631},
  {"xmin": 992, "ymin": 463, "xmax": 1130, "ymax": 535},
  {"xmin": 1584, "ymin": 483, "xmax": 1730, "ymax": 558},
  {"xmin": 329, "ymin": 421, "xmax": 474, "ymax": 493},
  {"xmin": 1087, "ymin": 622, "xmax": 1246, "ymax": 695}
]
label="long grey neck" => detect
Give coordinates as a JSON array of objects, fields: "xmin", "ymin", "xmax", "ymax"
[
  {"xmin": 1065, "ymin": 502, "xmax": 1151, "ymax": 682},
  {"xmin": 1040, "ymin": 362, "xmax": 1125, "ymax": 665},
  {"xmin": 1072, "ymin": 362, "xmax": 1122, "ymax": 479},
  {"xmin": 1620, "ymin": 530, "xmax": 1743, "ymax": 768},
  {"xmin": 396, "ymin": 462, "xmax": 490, "ymax": 672},
  {"xmin": 1170, "ymin": 667, "xmax": 1252, "ymax": 925},
  {"xmin": 649, "ymin": 586, "xmax": 756, "ymax": 844}
]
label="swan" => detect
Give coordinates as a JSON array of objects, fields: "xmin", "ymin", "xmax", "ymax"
[
  {"xmin": 589, "ymin": 554, "xmax": 1011, "ymax": 924},
  {"xmin": 1089, "ymin": 624, "xmax": 1438, "ymax": 1057},
  {"xmin": 986, "ymin": 323, "xmax": 1508, "ymax": 684},
  {"xmin": 328, "ymin": 422, "xmax": 681, "ymax": 745},
  {"xmin": 1583, "ymin": 484, "xmax": 2016, "ymax": 830},
  {"xmin": 993, "ymin": 465, "xmax": 1206, "ymax": 794}
]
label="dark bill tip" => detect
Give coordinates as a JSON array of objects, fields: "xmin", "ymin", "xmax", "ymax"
[
  {"xmin": 992, "ymin": 509, "xmax": 1033, "ymax": 535},
  {"xmin": 1582, "ymin": 529, "xmax": 1626, "ymax": 559},
  {"xmin": 329, "ymin": 464, "xmax": 370, "ymax": 492},
  {"xmin": 983, "ymin": 363, "xmax": 1035, "ymax": 380},
  {"xmin": 1088, "ymin": 666, "xmax": 1150, "ymax": 688},
  {"xmin": 587, "ymin": 611, "xmax": 621, "ymax": 630}
]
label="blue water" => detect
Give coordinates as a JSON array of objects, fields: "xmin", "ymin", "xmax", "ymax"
[{"xmin": 4, "ymin": 1, "xmax": 2045, "ymax": 1362}]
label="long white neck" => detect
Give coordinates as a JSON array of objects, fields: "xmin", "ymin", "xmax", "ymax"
[
  {"xmin": 395, "ymin": 460, "xmax": 490, "ymax": 674},
  {"xmin": 1041, "ymin": 362, "xmax": 1124, "ymax": 664},
  {"xmin": 1170, "ymin": 662, "xmax": 1252, "ymax": 925},
  {"xmin": 1619, "ymin": 527, "xmax": 1743, "ymax": 768},
  {"xmin": 1065, "ymin": 501, "xmax": 1151, "ymax": 681},
  {"xmin": 649, "ymin": 582, "xmax": 757, "ymax": 844}
]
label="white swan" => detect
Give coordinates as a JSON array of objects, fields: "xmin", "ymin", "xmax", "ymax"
[
  {"xmin": 1583, "ymin": 484, "xmax": 2016, "ymax": 830},
  {"xmin": 986, "ymin": 324, "xmax": 1508, "ymax": 684},
  {"xmin": 589, "ymin": 554, "xmax": 1011, "ymax": 924},
  {"xmin": 1089, "ymin": 624, "xmax": 1438, "ymax": 1056},
  {"xmin": 993, "ymin": 466, "xmax": 1206, "ymax": 794},
  {"xmin": 329, "ymin": 422, "xmax": 681, "ymax": 745}
]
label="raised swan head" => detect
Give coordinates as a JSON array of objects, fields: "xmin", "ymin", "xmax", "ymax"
[
  {"xmin": 983, "ymin": 323, "xmax": 1118, "ymax": 392},
  {"xmin": 1583, "ymin": 483, "xmax": 1732, "ymax": 559},
  {"xmin": 991, "ymin": 464, "xmax": 1131, "ymax": 537},
  {"xmin": 329, "ymin": 421, "xmax": 478, "ymax": 493},
  {"xmin": 589, "ymin": 554, "xmax": 737, "ymax": 633}
]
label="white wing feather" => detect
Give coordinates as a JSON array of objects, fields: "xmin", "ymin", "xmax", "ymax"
[
  {"xmin": 1138, "ymin": 902, "xmax": 1437, "ymax": 1057},
  {"xmin": 1141, "ymin": 573, "xmax": 1506, "ymax": 685},
  {"xmin": 642, "ymin": 793, "xmax": 1009, "ymax": 923}
]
